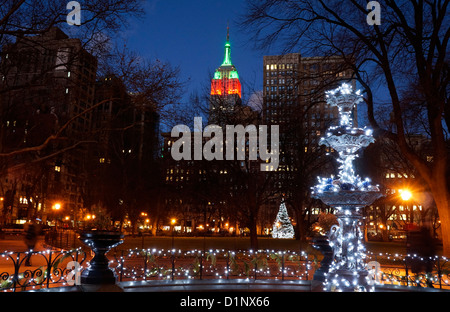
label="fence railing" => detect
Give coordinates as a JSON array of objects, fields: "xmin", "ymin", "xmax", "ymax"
[
  {"xmin": 110, "ymin": 249, "xmax": 315, "ymax": 282},
  {"xmin": 366, "ymin": 252, "xmax": 450, "ymax": 290},
  {"xmin": 44, "ymin": 230, "xmax": 80, "ymax": 250},
  {"xmin": 0, "ymin": 248, "xmax": 86, "ymax": 292},
  {"xmin": 1, "ymin": 247, "xmax": 449, "ymax": 292}
]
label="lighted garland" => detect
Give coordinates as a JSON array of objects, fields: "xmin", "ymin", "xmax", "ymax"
[
  {"xmin": 1, "ymin": 247, "xmax": 449, "ymax": 291},
  {"xmin": 111, "ymin": 248, "xmax": 314, "ymax": 282},
  {"xmin": 0, "ymin": 247, "xmax": 86, "ymax": 292}
]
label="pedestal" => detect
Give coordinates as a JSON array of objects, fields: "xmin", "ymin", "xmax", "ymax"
[
  {"xmin": 325, "ymin": 207, "xmax": 372, "ymax": 292},
  {"xmin": 78, "ymin": 231, "xmax": 124, "ymax": 285}
]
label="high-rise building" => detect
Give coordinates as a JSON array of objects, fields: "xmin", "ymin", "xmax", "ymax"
[
  {"xmin": 209, "ymin": 27, "xmax": 242, "ymax": 125},
  {"xmin": 260, "ymin": 53, "xmax": 356, "ymax": 230},
  {"xmin": 159, "ymin": 28, "xmax": 256, "ymax": 235},
  {"xmin": 0, "ymin": 27, "xmax": 97, "ymax": 224}
]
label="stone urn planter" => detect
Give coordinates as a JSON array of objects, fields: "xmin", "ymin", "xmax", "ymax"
[{"xmin": 78, "ymin": 230, "xmax": 124, "ymax": 285}]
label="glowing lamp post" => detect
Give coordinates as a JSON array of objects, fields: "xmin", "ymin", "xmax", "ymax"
[
  {"xmin": 171, "ymin": 218, "xmax": 177, "ymax": 249},
  {"xmin": 400, "ymin": 189, "xmax": 412, "ymax": 201},
  {"xmin": 52, "ymin": 203, "xmax": 62, "ymax": 228},
  {"xmin": 399, "ymin": 189, "xmax": 416, "ymax": 230}
]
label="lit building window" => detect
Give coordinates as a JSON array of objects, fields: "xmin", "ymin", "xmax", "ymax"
[{"xmin": 55, "ymin": 165, "xmax": 61, "ymax": 172}]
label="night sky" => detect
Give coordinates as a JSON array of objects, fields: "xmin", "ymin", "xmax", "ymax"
[
  {"xmin": 121, "ymin": 0, "xmax": 265, "ymax": 102},
  {"xmin": 114, "ymin": 0, "xmax": 376, "ymax": 127}
]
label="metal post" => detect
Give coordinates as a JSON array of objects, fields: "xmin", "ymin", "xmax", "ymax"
[
  {"xmin": 226, "ymin": 251, "xmax": 230, "ymax": 280},
  {"xmin": 46, "ymin": 251, "xmax": 53, "ymax": 289},
  {"xmin": 171, "ymin": 251, "xmax": 175, "ymax": 281},
  {"xmin": 12, "ymin": 252, "xmax": 20, "ymax": 292},
  {"xmin": 119, "ymin": 250, "xmax": 124, "ymax": 282},
  {"xmin": 437, "ymin": 256, "xmax": 442, "ymax": 289},
  {"xmin": 143, "ymin": 251, "xmax": 148, "ymax": 281},
  {"xmin": 404, "ymin": 258, "xmax": 409, "ymax": 287},
  {"xmin": 199, "ymin": 252, "xmax": 203, "ymax": 280}
]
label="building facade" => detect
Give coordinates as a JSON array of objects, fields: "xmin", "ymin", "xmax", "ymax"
[
  {"xmin": 260, "ymin": 53, "xmax": 356, "ymax": 234},
  {"xmin": 0, "ymin": 27, "xmax": 97, "ymax": 225}
]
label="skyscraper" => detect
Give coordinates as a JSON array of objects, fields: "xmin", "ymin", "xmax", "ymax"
[
  {"xmin": 0, "ymin": 27, "xmax": 97, "ymax": 223},
  {"xmin": 261, "ymin": 53, "xmax": 356, "ymax": 232},
  {"xmin": 209, "ymin": 27, "xmax": 242, "ymax": 125},
  {"xmin": 263, "ymin": 53, "xmax": 356, "ymax": 183}
]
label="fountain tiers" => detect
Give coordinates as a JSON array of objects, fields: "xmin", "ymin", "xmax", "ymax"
[{"xmin": 311, "ymin": 83, "xmax": 384, "ymax": 292}]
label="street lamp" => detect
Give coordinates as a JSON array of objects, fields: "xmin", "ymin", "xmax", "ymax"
[
  {"xmin": 52, "ymin": 202, "xmax": 62, "ymax": 228},
  {"xmin": 399, "ymin": 189, "xmax": 415, "ymax": 226},
  {"xmin": 400, "ymin": 189, "xmax": 412, "ymax": 201},
  {"xmin": 171, "ymin": 218, "xmax": 177, "ymax": 249}
]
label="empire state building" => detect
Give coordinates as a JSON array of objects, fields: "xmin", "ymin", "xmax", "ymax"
[{"xmin": 209, "ymin": 27, "xmax": 242, "ymax": 125}]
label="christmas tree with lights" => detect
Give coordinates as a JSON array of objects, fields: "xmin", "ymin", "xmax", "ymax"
[{"xmin": 272, "ymin": 200, "xmax": 294, "ymax": 239}]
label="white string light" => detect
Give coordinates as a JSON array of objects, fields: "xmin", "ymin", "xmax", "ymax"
[{"xmin": 312, "ymin": 84, "xmax": 384, "ymax": 291}]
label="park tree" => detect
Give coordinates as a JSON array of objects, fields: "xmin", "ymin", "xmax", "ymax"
[
  {"xmin": 0, "ymin": 0, "xmax": 145, "ymax": 157},
  {"xmin": 242, "ymin": 0, "xmax": 450, "ymax": 255},
  {"xmin": 0, "ymin": 1, "xmax": 185, "ymax": 227}
]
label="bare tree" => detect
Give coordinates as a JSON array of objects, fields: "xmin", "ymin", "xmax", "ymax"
[
  {"xmin": 0, "ymin": 2, "xmax": 190, "ymax": 229},
  {"xmin": 0, "ymin": 0, "xmax": 144, "ymax": 158}
]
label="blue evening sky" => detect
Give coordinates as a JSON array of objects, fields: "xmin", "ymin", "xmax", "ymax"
[
  {"xmin": 114, "ymin": 0, "xmax": 381, "ymax": 127},
  {"xmin": 121, "ymin": 0, "xmax": 265, "ymax": 101}
]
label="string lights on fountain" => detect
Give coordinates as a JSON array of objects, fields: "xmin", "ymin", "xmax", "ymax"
[{"xmin": 311, "ymin": 83, "xmax": 384, "ymax": 292}]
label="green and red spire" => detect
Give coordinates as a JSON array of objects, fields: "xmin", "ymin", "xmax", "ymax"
[{"xmin": 211, "ymin": 26, "xmax": 241, "ymax": 98}]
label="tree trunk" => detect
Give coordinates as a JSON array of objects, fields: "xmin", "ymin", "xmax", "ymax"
[
  {"xmin": 295, "ymin": 209, "xmax": 306, "ymax": 242},
  {"xmin": 249, "ymin": 216, "xmax": 258, "ymax": 250},
  {"xmin": 430, "ymin": 180, "xmax": 450, "ymax": 256},
  {"xmin": 381, "ymin": 228, "xmax": 389, "ymax": 242},
  {"xmin": 151, "ymin": 218, "xmax": 158, "ymax": 236}
]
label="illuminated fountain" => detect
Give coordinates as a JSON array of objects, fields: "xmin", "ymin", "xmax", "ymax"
[{"xmin": 312, "ymin": 83, "xmax": 383, "ymax": 292}]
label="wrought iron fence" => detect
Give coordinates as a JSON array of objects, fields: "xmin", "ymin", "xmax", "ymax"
[
  {"xmin": 366, "ymin": 252, "xmax": 450, "ymax": 290},
  {"xmin": 110, "ymin": 249, "xmax": 316, "ymax": 282},
  {"xmin": 44, "ymin": 229, "xmax": 80, "ymax": 250},
  {"xmin": 0, "ymin": 249, "xmax": 86, "ymax": 292},
  {"xmin": 1, "ymin": 246, "xmax": 449, "ymax": 292}
]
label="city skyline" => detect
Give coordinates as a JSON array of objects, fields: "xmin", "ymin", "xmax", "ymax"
[
  {"xmin": 122, "ymin": 0, "xmax": 264, "ymax": 101},
  {"xmin": 108, "ymin": 0, "xmax": 380, "ymax": 128}
]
